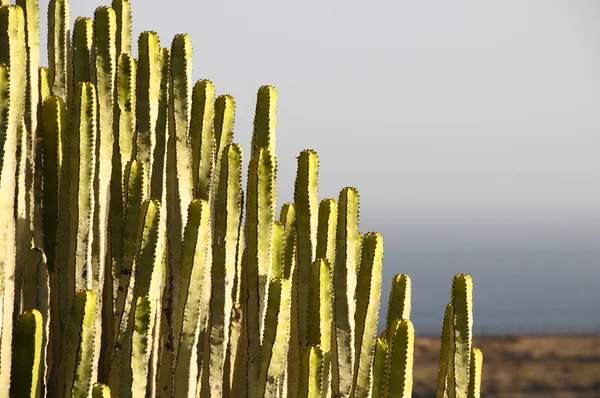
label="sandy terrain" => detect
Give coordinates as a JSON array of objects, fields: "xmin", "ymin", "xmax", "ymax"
[{"xmin": 412, "ymin": 335, "xmax": 600, "ymax": 398}]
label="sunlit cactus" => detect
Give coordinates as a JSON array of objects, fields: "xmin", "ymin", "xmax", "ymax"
[{"xmin": 0, "ymin": 1, "xmax": 484, "ymax": 397}]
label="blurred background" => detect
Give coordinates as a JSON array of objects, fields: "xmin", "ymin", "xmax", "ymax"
[{"xmin": 38, "ymin": 1, "xmax": 600, "ymax": 396}]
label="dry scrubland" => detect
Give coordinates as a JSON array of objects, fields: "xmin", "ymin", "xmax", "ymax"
[{"xmin": 413, "ymin": 335, "xmax": 600, "ymax": 398}]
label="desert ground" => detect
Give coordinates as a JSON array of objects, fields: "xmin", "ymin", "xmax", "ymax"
[{"xmin": 412, "ymin": 335, "xmax": 600, "ymax": 398}]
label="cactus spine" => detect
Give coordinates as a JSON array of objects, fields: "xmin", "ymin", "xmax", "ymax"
[{"xmin": 0, "ymin": 1, "xmax": 484, "ymax": 397}]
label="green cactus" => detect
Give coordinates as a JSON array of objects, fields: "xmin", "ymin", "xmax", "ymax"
[
  {"xmin": 299, "ymin": 345, "xmax": 324, "ymax": 398},
  {"xmin": 332, "ymin": 187, "xmax": 360, "ymax": 397},
  {"xmin": 386, "ymin": 319, "xmax": 414, "ymax": 398},
  {"xmin": 353, "ymin": 233, "xmax": 384, "ymax": 398},
  {"xmin": 10, "ymin": 309, "xmax": 43, "ymax": 398},
  {"xmin": 371, "ymin": 336, "xmax": 388, "ymax": 398},
  {"xmin": 0, "ymin": 2, "xmax": 486, "ymax": 397},
  {"xmin": 64, "ymin": 290, "xmax": 97, "ymax": 398},
  {"xmin": 0, "ymin": 6, "xmax": 26, "ymax": 393},
  {"xmin": 467, "ymin": 348, "xmax": 483, "ymax": 398}
]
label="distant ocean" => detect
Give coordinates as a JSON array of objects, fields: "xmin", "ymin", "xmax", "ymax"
[{"xmin": 378, "ymin": 249, "xmax": 600, "ymax": 335}]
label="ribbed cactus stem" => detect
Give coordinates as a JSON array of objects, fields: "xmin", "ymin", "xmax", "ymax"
[
  {"xmin": 467, "ymin": 348, "xmax": 482, "ymax": 398},
  {"xmin": 111, "ymin": 0, "xmax": 131, "ymax": 54},
  {"xmin": 251, "ymin": 85, "xmax": 277, "ymax": 152},
  {"xmin": 212, "ymin": 95, "xmax": 235, "ymax": 197},
  {"xmin": 64, "ymin": 290, "xmax": 97, "ymax": 398},
  {"xmin": 353, "ymin": 233, "xmax": 384, "ymax": 398},
  {"xmin": 450, "ymin": 274, "xmax": 473, "ymax": 398},
  {"xmin": 299, "ymin": 345, "xmax": 324, "ymax": 398},
  {"xmin": 41, "ymin": 96, "xmax": 67, "ymax": 272},
  {"xmin": 385, "ymin": 319, "xmax": 414, "ymax": 398},
  {"xmin": 307, "ymin": 258, "xmax": 333, "ymax": 397},
  {"xmin": 294, "ymin": 150, "xmax": 319, "ymax": 356},
  {"xmin": 72, "ymin": 18, "xmax": 94, "ymax": 88},
  {"xmin": 436, "ymin": 303, "xmax": 454, "ymax": 398},
  {"xmin": 315, "ymin": 198, "xmax": 337, "ymax": 265},
  {"xmin": 113, "ymin": 160, "xmax": 147, "ymax": 334},
  {"xmin": 174, "ymin": 200, "xmax": 212, "ymax": 398},
  {"xmin": 208, "ymin": 144, "xmax": 243, "ymax": 397},
  {"xmin": 386, "ymin": 274, "xmax": 411, "ymax": 331},
  {"xmin": 245, "ymin": 146, "xmax": 278, "ymax": 397},
  {"xmin": 130, "ymin": 296, "xmax": 154, "ymax": 396},
  {"xmin": 68, "ymin": 82, "xmax": 98, "ymax": 302},
  {"xmin": 332, "ymin": 187, "xmax": 360, "ymax": 397},
  {"xmin": 92, "ymin": 383, "xmax": 111, "ymax": 398},
  {"xmin": 16, "ymin": 0, "xmax": 41, "ymax": 254},
  {"xmin": 10, "ymin": 309, "xmax": 43, "ymax": 398},
  {"xmin": 48, "ymin": 0, "xmax": 69, "ymax": 98},
  {"xmin": 371, "ymin": 336, "xmax": 388, "ymax": 398},
  {"xmin": 190, "ymin": 79, "xmax": 215, "ymax": 201},
  {"xmin": 136, "ymin": 31, "xmax": 161, "ymax": 182},
  {"xmin": 258, "ymin": 278, "xmax": 291, "ymax": 398},
  {"xmin": 0, "ymin": 6, "xmax": 26, "ymax": 392}
]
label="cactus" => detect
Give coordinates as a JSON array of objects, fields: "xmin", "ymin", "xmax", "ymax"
[{"xmin": 0, "ymin": 1, "xmax": 485, "ymax": 397}]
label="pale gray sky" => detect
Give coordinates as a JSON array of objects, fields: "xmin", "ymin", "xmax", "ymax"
[{"xmin": 39, "ymin": 0, "xmax": 600, "ymax": 246}]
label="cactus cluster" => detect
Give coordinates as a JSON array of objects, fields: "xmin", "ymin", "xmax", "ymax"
[{"xmin": 0, "ymin": 0, "xmax": 483, "ymax": 397}]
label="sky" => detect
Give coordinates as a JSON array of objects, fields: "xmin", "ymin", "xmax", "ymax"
[{"xmin": 36, "ymin": 0, "xmax": 600, "ymax": 332}]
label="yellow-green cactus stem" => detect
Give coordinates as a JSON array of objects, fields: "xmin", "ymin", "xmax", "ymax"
[
  {"xmin": 149, "ymin": 46, "xmax": 170, "ymax": 201},
  {"xmin": 110, "ymin": 52, "xmax": 137, "ymax": 316},
  {"xmin": 115, "ymin": 53, "xmax": 136, "ymax": 173},
  {"xmin": 48, "ymin": 0, "xmax": 69, "ymax": 98},
  {"xmin": 371, "ymin": 336, "xmax": 388, "ymax": 398},
  {"xmin": 299, "ymin": 345, "xmax": 324, "ymax": 398},
  {"xmin": 353, "ymin": 233, "xmax": 384, "ymax": 398},
  {"xmin": 208, "ymin": 143, "xmax": 243, "ymax": 397},
  {"xmin": 20, "ymin": 248, "xmax": 50, "ymax": 393},
  {"xmin": 467, "ymin": 348, "xmax": 482, "ymax": 398},
  {"xmin": 0, "ymin": 6, "xmax": 26, "ymax": 392},
  {"xmin": 16, "ymin": 0, "xmax": 41, "ymax": 251},
  {"xmin": 270, "ymin": 221, "xmax": 285, "ymax": 279},
  {"xmin": 173, "ymin": 200, "xmax": 212, "ymax": 398},
  {"xmin": 110, "ymin": 199, "xmax": 161, "ymax": 398},
  {"xmin": 386, "ymin": 319, "xmax": 414, "ymax": 398},
  {"xmin": 258, "ymin": 278, "xmax": 291, "ymax": 398},
  {"xmin": 224, "ymin": 302, "xmax": 243, "ymax": 398},
  {"xmin": 279, "ymin": 203, "xmax": 300, "ymax": 398},
  {"xmin": 71, "ymin": 18, "xmax": 94, "ymax": 89},
  {"xmin": 294, "ymin": 149, "xmax": 319, "ymax": 355},
  {"xmin": 10, "ymin": 309, "xmax": 43, "ymax": 398},
  {"xmin": 212, "ymin": 94, "xmax": 236, "ymax": 198},
  {"xmin": 93, "ymin": 8, "xmax": 117, "ymax": 377},
  {"xmin": 332, "ymin": 187, "xmax": 360, "ymax": 397},
  {"xmin": 245, "ymin": 146, "xmax": 277, "ymax": 396},
  {"xmin": 251, "ymin": 85, "xmax": 277, "ymax": 152},
  {"xmin": 113, "ymin": 160, "xmax": 147, "ymax": 338},
  {"xmin": 111, "ymin": 0, "xmax": 131, "ymax": 54},
  {"xmin": 92, "ymin": 383, "xmax": 111, "ymax": 398},
  {"xmin": 436, "ymin": 303, "xmax": 454, "ymax": 398},
  {"xmin": 39, "ymin": 66, "xmax": 51, "ymax": 102},
  {"xmin": 315, "ymin": 198, "xmax": 337, "ymax": 265},
  {"xmin": 386, "ymin": 274, "xmax": 411, "ymax": 331},
  {"xmin": 450, "ymin": 274, "xmax": 473, "ymax": 398},
  {"xmin": 130, "ymin": 296, "xmax": 154, "ymax": 396},
  {"xmin": 41, "ymin": 96, "xmax": 67, "ymax": 273},
  {"xmin": 307, "ymin": 258, "xmax": 333, "ymax": 397},
  {"xmin": 68, "ymin": 82, "xmax": 98, "ymax": 309},
  {"xmin": 169, "ymin": 33, "xmax": 193, "ymax": 230},
  {"xmin": 64, "ymin": 290, "xmax": 97, "ymax": 398},
  {"xmin": 43, "ymin": 92, "xmax": 70, "ymax": 387},
  {"xmin": 190, "ymin": 79, "xmax": 215, "ymax": 201},
  {"xmin": 136, "ymin": 31, "xmax": 161, "ymax": 181}
]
